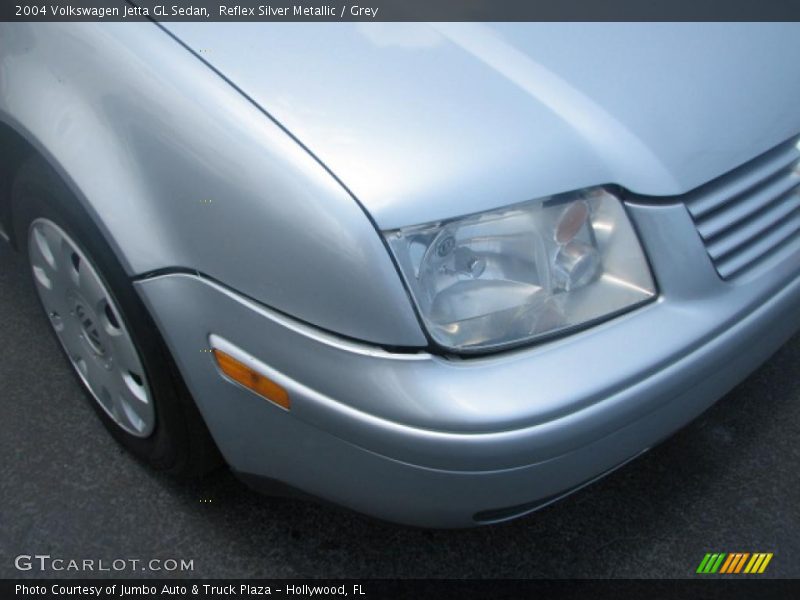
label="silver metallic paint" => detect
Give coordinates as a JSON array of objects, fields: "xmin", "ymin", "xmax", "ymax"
[
  {"xmin": 165, "ymin": 22, "xmax": 800, "ymax": 228},
  {"xmin": 0, "ymin": 22, "xmax": 425, "ymax": 346},
  {"xmin": 133, "ymin": 200, "xmax": 800, "ymax": 524},
  {"xmin": 3, "ymin": 22, "xmax": 800, "ymax": 526}
]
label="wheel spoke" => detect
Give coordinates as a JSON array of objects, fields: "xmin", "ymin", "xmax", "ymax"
[
  {"xmin": 84, "ymin": 355, "xmax": 117, "ymax": 400},
  {"xmin": 43, "ymin": 224, "xmax": 70, "ymax": 270},
  {"xmin": 44, "ymin": 223, "xmax": 79, "ymax": 287},
  {"xmin": 36, "ymin": 282, "xmax": 71, "ymax": 325},
  {"xmin": 31, "ymin": 224, "xmax": 56, "ymax": 269},
  {"xmin": 57, "ymin": 313, "xmax": 87, "ymax": 360},
  {"xmin": 30, "ymin": 223, "xmax": 78, "ymax": 291},
  {"xmin": 76, "ymin": 261, "xmax": 109, "ymax": 313},
  {"xmin": 29, "ymin": 227, "xmax": 57, "ymax": 289},
  {"xmin": 106, "ymin": 327, "xmax": 143, "ymax": 374},
  {"xmin": 115, "ymin": 373, "xmax": 152, "ymax": 434}
]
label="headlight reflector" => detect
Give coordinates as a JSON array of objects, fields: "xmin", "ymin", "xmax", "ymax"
[{"xmin": 384, "ymin": 187, "xmax": 655, "ymax": 352}]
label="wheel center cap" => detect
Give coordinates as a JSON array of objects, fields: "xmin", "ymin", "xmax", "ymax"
[{"xmin": 73, "ymin": 301, "xmax": 105, "ymax": 356}]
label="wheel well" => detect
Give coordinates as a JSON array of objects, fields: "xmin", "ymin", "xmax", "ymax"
[{"xmin": 0, "ymin": 120, "xmax": 37, "ymax": 248}]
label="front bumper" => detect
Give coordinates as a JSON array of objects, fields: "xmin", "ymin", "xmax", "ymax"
[{"xmin": 134, "ymin": 202, "xmax": 800, "ymax": 527}]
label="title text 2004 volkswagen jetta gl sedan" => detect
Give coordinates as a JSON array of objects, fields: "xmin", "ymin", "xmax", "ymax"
[{"xmin": 1, "ymin": 23, "xmax": 799, "ymax": 527}]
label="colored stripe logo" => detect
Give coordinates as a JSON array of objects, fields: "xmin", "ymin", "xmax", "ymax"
[{"xmin": 696, "ymin": 552, "xmax": 773, "ymax": 574}]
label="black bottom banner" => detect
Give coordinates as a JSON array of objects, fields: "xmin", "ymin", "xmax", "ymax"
[{"xmin": 4, "ymin": 579, "xmax": 800, "ymax": 600}]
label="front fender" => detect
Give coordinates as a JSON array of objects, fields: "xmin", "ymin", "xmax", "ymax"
[{"xmin": 0, "ymin": 22, "xmax": 426, "ymax": 347}]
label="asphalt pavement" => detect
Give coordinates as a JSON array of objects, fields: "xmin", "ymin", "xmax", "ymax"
[{"xmin": 1, "ymin": 241, "xmax": 798, "ymax": 579}]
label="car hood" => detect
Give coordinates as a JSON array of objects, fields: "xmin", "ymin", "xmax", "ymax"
[{"xmin": 165, "ymin": 22, "xmax": 800, "ymax": 229}]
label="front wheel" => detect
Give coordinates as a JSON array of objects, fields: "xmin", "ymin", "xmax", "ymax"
[
  {"xmin": 28, "ymin": 216, "xmax": 157, "ymax": 437},
  {"xmin": 13, "ymin": 155, "xmax": 221, "ymax": 477}
]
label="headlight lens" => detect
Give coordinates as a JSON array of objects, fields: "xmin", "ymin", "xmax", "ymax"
[{"xmin": 384, "ymin": 187, "xmax": 655, "ymax": 352}]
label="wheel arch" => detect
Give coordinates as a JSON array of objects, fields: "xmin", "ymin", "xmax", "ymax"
[
  {"xmin": 0, "ymin": 116, "xmax": 129, "ymax": 264},
  {"xmin": 0, "ymin": 120, "xmax": 37, "ymax": 248}
]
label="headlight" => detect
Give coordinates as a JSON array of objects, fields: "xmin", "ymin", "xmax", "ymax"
[{"xmin": 384, "ymin": 187, "xmax": 656, "ymax": 352}]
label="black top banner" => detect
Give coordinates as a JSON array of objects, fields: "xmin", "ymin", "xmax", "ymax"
[{"xmin": 4, "ymin": 0, "xmax": 800, "ymax": 22}]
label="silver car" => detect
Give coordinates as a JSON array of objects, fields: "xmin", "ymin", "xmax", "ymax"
[{"xmin": 1, "ymin": 22, "xmax": 798, "ymax": 527}]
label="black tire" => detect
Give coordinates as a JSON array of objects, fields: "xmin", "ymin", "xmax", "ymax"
[{"xmin": 12, "ymin": 154, "xmax": 222, "ymax": 478}]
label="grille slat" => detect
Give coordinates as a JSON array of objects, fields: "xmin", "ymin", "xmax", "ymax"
[
  {"xmin": 696, "ymin": 173, "xmax": 800, "ymax": 240},
  {"xmin": 686, "ymin": 140, "xmax": 800, "ymax": 219},
  {"xmin": 706, "ymin": 191, "xmax": 800, "ymax": 261},
  {"xmin": 715, "ymin": 212, "xmax": 800, "ymax": 279},
  {"xmin": 685, "ymin": 137, "xmax": 800, "ymax": 280}
]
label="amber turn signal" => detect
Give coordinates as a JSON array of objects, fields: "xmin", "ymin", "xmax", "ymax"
[{"xmin": 212, "ymin": 349, "xmax": 291, "ymax": 410}]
